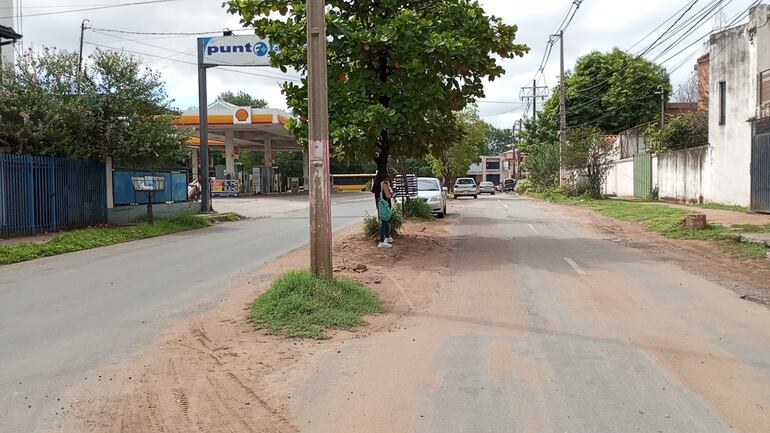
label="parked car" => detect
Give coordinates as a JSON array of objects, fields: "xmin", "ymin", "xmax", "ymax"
[
  {"xmin": 417, "ymin": 177, "xmax": 448, "ymax": 218},
  {"xmin": 479, "ymin": 181, "xmax": 496, "ymax": 195},
  {"xmin": 454, "ymin": 177, "xmax": 478, "ymax": 199},
  {"xmin": 503, "ymin": 178, "xmax": 517, "ymax": 193}
]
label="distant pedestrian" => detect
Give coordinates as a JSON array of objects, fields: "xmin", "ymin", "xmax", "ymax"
[{"xmin": 378, "ymin": 179, "xmax": 394, "ymax": 248}]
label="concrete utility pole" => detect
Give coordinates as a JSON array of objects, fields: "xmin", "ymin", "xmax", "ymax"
[
  {"xmin": 658, "ymin": 85, "xmax": 666, "ymax": 129},
  {"xmin": 532, "ymin": 79, "xmax": 538, "ymax": 120},
  {"xmin": 520, "ymin": 82, "xmax": 549, "ymax": 134},
  {"xmin": 559, "ymin": 30, "xmax": 567, "ymax": 186},
  {"xmin": 306, "ymin": 0, "xmax": 333, "ymax": 277},
  {"xmin": 77, "ymin": 19, "xmax": 89, "ymax": 90}
]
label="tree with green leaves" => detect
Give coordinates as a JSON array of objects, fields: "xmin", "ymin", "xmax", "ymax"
[
  {"xmin": 226, "ymin": 0, "xmax": 528, "ymax": 192},
  {"xmin": 429, "ymin": 107, "xmax": 486, "ymax": 189},
  {"xmin": 483, "ymin": 123, "xmax": 514, "ymax": 155},
  {"xmin": 217, "ymin": 90, "xmax": 268, "ymax": 108},
  {"xmin": 559, "ymin": 49, "xmax": 671, "ymax": 133},
  {"xmin": 563, "ymin": 126, "xmax": 614, "ymax": 198},
  {"xmin": 0, "ymin": 48, "xmax": 188, "ymax": 167}
]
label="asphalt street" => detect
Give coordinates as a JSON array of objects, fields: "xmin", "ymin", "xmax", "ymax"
[
  {"xmin": 0, "ymin": 193, "xmax": 374, "ymax": 433},
  {"xmin": 293, "ymin": 194, "xmax": 770, "ymax": 433}
]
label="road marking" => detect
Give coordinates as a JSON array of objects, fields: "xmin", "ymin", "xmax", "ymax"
[
  {"xmin": 564, "ymin": 257, "xmax": 586, "ymax": 275},
  {"xmin": 528, "ymin": 224, "xmax": 539, "ymax": 235},
  {"xmin": 503, "ymin": 203, "xmax": 509, "ymax": 209}
]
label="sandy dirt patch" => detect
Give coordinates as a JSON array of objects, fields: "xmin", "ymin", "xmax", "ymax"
[{"xmin": 49, "ymin": 220, "xmax": 450, "ymax": 433}]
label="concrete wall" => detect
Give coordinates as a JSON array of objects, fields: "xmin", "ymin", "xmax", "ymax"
[
  {"xmin": 108, "ymin": 202, "xmax": 200, "ymax": 224},
  {"xmin": 706, "ymin": 22, "xmax": 755, "ymax": 207},
  {"xmin": 603, "ymin": 157, "xmax": 635, "ymax": 197},
  {"xmin": 657, "ymin": 146, "xmax": 707, "ymax": 204}
]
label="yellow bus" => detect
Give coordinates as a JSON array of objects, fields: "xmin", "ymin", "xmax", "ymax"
[{"xmin": 331, "ymin": 173, "xmax": 375, "ymax": 192}]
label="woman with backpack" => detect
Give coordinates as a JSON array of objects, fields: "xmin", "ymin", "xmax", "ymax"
[{"xmin": 377, "ymin": 179, "xmax": 394, "ymax": 249}]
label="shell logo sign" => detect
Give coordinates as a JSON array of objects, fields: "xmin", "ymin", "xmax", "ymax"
[{"xmin": 233, "ymin": 107, "xmax": 251, "ymax": 124}]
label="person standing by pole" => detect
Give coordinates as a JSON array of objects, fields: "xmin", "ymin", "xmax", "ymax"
[{"xmin": 377, "ymin": 179, "xmax": 394, "ymax": 249}]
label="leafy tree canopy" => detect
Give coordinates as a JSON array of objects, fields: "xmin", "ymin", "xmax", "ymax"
[
  {"xmin": 217, "ymin": 90, "xmax": 268, "ymax": 108},
  {"xmin": 483, "ymin": 123, "xmax": 513, "ymax": 155},
  {"xmin": 0, "ymin": 48, "xmax": 188, "ymax": 166},
  {"xmin": 552, "ymin": 48, "xmax": 671, "ymax": 134},
  {"xmin": 226, "ymin": 0, "xmax": 528, "ymax": 180},
  {"xmin": 430, "ymin": 106, "xmax": 486, "ymax": 188}
]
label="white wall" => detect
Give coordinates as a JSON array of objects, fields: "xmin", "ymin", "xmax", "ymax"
[
  {"xmin": 603, "ymin": 157, "xmax": 635, "ymax": 197},
  {"xmin": 658, "ymin": 146, "xmax": 707, "ymax": 204},
  {"xmin": 705, "ymin": 23, "xmax": 755, "ymax": 207}
]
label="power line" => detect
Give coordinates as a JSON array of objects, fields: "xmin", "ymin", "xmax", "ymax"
[
  {"xmin": 0, "ymin": 0, "xmax": 187, "ymax": 19},
  {"xmin": 83, "ymin": 41, "xmax": 302, "ymax": 83},
  {"xmin": 638, "ymin": 0, "xmax": 702, "ymax": 57},
  {"xmin": 90, "ymin": 27, "xmax": 255, "ymax": 36},
  {"xmin": 88, "ymin": 29, "xmax": 301, "ymax": 81}
]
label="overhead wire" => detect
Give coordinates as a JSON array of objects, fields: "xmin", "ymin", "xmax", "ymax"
[{"xmin": 0, "ymin": 0, "xmax": 188, "ymax": 19}]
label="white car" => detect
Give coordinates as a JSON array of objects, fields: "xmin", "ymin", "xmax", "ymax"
[
  {"xmin": 417, "ymin": 177, "xmax": 448, "ymax": 218},
  {"xmin": 479, "ymin": 181, "xmax": 496, "ymax": 195},
  {"xmin": 454, "ymin": 177, "xmax": 478, "ymax": 199}
]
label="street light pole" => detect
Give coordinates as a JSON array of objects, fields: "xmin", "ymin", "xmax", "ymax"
[{"xmin": 306, "ymin": 0, "xmax": 333, "ymax": 277}]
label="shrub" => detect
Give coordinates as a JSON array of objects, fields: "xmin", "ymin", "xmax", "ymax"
[
  {"xmin": 515, "ymin": 178, "xmax": 531, "ymax": 194},
  {"xmin": 363, "ymin": 211, "xmax": 403, "ymax": 238},
  {"xmin": 395, "ymin": 198, "xmax": 433, "ymax": 220},
  {"xmin": 249, "ymin": 270, "xmax": 380, "ymax": 339}
]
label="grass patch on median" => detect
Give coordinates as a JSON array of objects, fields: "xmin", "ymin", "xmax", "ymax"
[
  {"xmin": 0, "ymin": 214, "xmax": 236, "ymax": 265},
  {"xmin": 249, "ymin": 270, "xmax": 380, "ymax": 339},
  {"xmin": 528, "ymin": 190, "xmax": 770, "ymax": 258}
]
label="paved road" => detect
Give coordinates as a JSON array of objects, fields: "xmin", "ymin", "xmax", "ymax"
[
  {"xmin": 0, "ymin": 194, "xmax": 373, "ymax": 433},
  {"xmin": 294, "ymin": 194, "xmax": 770, "ymax": 433}
]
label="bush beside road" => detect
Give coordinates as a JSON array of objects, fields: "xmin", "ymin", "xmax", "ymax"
[{"xmin": 0, "ymin": 213, "xmax": 241, "ymax": 265}]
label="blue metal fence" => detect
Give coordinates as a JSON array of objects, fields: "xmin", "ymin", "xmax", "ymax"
[
  {"xmin": 0, "ymin": 154, "xmax": 107, "ymax": 237},
  {"xmin": 113, "ymin": 170, "xmax": 188, "ymax": 206}
]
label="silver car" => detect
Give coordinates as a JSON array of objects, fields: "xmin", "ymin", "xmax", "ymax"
[
  {"xmin": 417, "ymin": 177, "xmax": 448, "ymax": 217},
  {"xmin": 479, "ymin": 181, "xmax": 496, "ymax": 195},
  {"xmin": 454, "ymin": 177, "xmax": 478, "ymax": 199}
]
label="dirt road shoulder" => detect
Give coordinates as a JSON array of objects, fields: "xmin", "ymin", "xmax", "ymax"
[{"xmin": 50, "ymin": 220, "xmax": 451, "ymax": 433}]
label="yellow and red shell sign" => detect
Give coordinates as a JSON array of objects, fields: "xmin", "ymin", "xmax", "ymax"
[{"xmin": 233, "ymin": 107, "xmax": 251, "ymax": 124}]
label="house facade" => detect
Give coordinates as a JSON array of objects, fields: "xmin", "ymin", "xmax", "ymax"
[
  {"xmin": 0, "ymin": 0, "xmax": 17, "ymax": 67},
  {"xmin": 706, "ymin": 4, "xmax": 770, "ymax": 209}
]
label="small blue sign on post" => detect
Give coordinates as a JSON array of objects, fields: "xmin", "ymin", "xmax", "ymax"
[{"xmin": 131, "ymin": 176, "xmax": 166, "ymax": 225}]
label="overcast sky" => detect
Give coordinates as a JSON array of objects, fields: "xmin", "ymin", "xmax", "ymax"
[{"xmin": 2, "ymin": 0, "xmax": 757, "ymax": 128}]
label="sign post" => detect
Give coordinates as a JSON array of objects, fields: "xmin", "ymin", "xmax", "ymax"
[
  {"xmin": 196, "ymin": 35, "xmax": 278, "ymax": 213},
  {"xmin": 306, "ymin": 0, "xmax": 333, "ymax": 277}
]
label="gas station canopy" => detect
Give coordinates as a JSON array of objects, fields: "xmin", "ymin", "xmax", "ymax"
[{"xmin": 176, "ymin": 100, "xmax": 300, "ymax": 152}]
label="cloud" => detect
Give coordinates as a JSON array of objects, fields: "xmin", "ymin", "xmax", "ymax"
[{"xmin": 10, "ymin": 0, "xmax": 751, "ymax": 128}]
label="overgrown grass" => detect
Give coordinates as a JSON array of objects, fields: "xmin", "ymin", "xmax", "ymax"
[
  {"xmin": 528, "ymin": 190, "xmax": 770, "ymax": 258},
  {"xmin": 249, "ymin": 270, "xmax": 380, "ymax": 339},
  {"xmin": 395, "ymin": 197, "xmax": 434, "ymax": 220},
  {"xmin": 697, "ymin": 202, "xmax": 749, "ymax": 212},
  {"xmin": 0, "ymin": 214, "xmax": 236, "ymax": 265}
]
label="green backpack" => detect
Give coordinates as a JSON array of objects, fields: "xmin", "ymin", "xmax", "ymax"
[{"xmin": 378, "ymin": 193, "xmax": 392, "ymax": 221}]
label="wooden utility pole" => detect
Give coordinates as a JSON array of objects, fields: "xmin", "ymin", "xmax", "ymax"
[
  {"xmin": 306, "ymin": 0, "xmax": 333, "ymax": 277},
  {"xmin": 559, "ymin": 30, "xmax": 567, "ymax": 186}
]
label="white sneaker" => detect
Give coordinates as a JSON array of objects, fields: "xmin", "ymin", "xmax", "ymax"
[
  {"xmin": 386, "ymin": 237, "xmax": 394, "ymax": 243},
  {"xmin": 378, "ymin": 242, "xmax": 392, "ymax": 249}
]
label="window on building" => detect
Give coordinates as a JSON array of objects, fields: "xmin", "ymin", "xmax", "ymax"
[
  {"xmin": 719, "ymin": 81, "xmax": 727, "ymax": 125},
  {"xmin": 761, "ymin": 70, "xmax": 770, "ymax": 107},
  {"xmin": 486, "ymin": 161, "xmax": 500, "ymax": 170}
]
